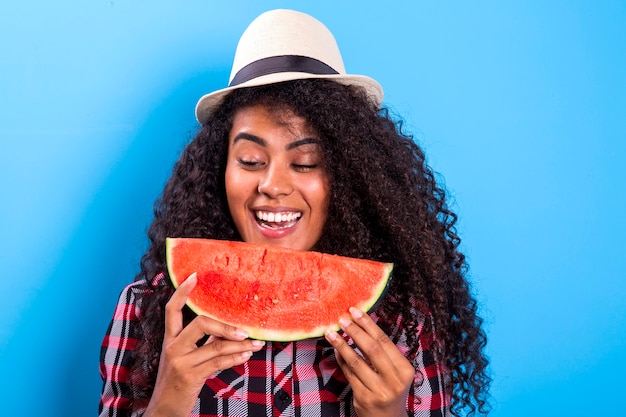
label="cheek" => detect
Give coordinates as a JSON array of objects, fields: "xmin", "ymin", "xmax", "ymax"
[
  {"xmin": 224, "ymin": 164, "xmax": 245, "ymax": 215},
  {"xmin": 224, "ymin": 165, "xmax": 235, "ymax": 202},
  {"xmin": 308, "ymin": 176, "xmax": 330, "ymax": 216}
]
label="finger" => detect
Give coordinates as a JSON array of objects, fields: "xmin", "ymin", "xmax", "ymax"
[
  {"xmin": 325, "ymin": 327, "xmax": 377, "ymax": 387},
  {"xmin": 187, "ymin": 338, "xmax": 265, "ymax": 368},
  {"xmin": 333, "ymin": 347, "xmax": 369, "ymax": 394},
  {"xmin": 191, "ymin": 338, "xmax": 266, "ymax": 378},
  {"xmin": 346, "ymin": 307, "xmax": 402, "ymax": 361},
  {"xmin": 345, "ymin": 307, "xmax": 416, "ymax": 386},
  {"xmin": 164, "ymin": 272, "xmax": 197, "ymax": 342},
  {"xmin": 199, "ymin": 338, "xmax": 265, "ymax": 358},
  {"xmin": 179, "ymin": 315, "xmax": 249, "ymax": 346},
  {"xmin": 332, "ymin": 312, "xmax": 396, "ymax": 387},
  {"xmin": 195, "ymin": 350, "xmax": 256, "ymax": 378}
]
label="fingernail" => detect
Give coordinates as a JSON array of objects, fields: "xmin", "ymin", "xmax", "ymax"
[
  {"xmin": 241, "ymin": 351, "xmax": 252, "ymax": 359},
  {"xmin": 251, "ymin": 340, "xmax": 265, "ymax": 347},
  {"xmin": 235, "ymin": 329, "xmax": 249, "ymax": 339},
  {"xmin": 182, "ymin": 272, "xmax": 197, "ymax": 286},
  {"xmin": 325, "ymin": 329, "xmax": 338, "ymax": 341},
  {"xmin": 349, "ymin": 307, "xmax": 363, "ymax": 319},
  {"xmin": 339, "ymin": 318, "xmax": 351, "ymax": 330}
]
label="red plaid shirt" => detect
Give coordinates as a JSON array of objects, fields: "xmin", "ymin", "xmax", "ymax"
[{"xmin": 99, "ymin": 279, "xmax": 450, "ymax": 417}]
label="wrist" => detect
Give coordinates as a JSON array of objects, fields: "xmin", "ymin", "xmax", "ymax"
[{"xmin": 355, "ymin": 407, "xmax": 409, "ymax": 417}]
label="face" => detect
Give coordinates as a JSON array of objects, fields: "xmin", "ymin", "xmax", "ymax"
[{"xmin": 225, "ymin": 105, "xmax": 330, "ymax": 251}]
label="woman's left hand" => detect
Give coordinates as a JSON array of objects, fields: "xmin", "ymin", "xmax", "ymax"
[{"xmin": 325, "ymin": 307, "xmax": 415, "ymax": 417}]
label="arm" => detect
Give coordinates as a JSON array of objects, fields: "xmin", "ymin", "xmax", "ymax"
[{"xmin": 99, "ymin": 281, "xmax": 145, "ymax": 417}]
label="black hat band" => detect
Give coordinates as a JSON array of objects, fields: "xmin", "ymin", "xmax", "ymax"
[{"xmin": 229, "ymin": 55, "xmax": 339, "ymax": 87}]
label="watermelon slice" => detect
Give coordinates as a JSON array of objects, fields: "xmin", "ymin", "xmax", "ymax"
[{"xmin": 166, "ymin": 238, "xmax": 393, "ymax": 341}]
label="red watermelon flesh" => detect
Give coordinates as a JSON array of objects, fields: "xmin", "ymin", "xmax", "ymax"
[{"xmin": 166, "ymin": 238, "xmax": 393, "ymax": 341}]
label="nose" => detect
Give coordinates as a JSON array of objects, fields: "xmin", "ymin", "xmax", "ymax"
[{"xmin": 257, "ymin": 164, "xmax": 293, "ymax": 198}]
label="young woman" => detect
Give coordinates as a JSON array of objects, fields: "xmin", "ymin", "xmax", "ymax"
[{"xmin": 100, "ymin": 9, "xmax": 490, "ymax": 417}]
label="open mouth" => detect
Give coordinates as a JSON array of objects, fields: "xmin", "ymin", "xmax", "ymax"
[{"xmin": 255, "ymin": 210, "xmax": 302, "ymax": 229}]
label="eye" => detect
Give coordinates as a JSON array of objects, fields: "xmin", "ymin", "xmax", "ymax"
[
  {"xmin": 237, "ymin": 159, "xmax": 265, "ymax": 170},
  {"xmin": 292, "ymin": 163, "xmax": 318, "ymax": 172}
]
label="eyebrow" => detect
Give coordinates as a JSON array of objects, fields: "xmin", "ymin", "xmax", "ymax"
[
  {"xmin": 233, "ymin": 133, "xmax": 266, "ymax": 147},
  {"xmin": 287, "ymin": 137, "xmax": 319, "ymax": 150},
  {"xmin": 233, "ymin": 133, "xmax": 319, "ymax": 150}
]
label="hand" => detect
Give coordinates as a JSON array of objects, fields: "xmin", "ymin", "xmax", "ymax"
[
  {"xmin": 325, "ymin": 307, "xmax": 415, "ymax": 417},
  {"xmin": 144, "ymin": 273, "xmax": 265, "ymax": 417}
]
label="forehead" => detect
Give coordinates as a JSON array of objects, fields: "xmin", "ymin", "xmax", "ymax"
[
  {"xmin": 232, "ymin": 105, "xmax": 311, "ymax": 130},
  {"xmin": 229, "ymin": 105, "xmax": 317, "ymax": 145}
]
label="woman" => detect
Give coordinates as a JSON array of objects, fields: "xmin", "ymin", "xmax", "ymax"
[{"xmin": 100, "ymin": 9, "xmax": 490, "ymax": 417}]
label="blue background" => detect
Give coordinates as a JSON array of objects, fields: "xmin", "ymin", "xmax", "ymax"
[{"xmin": 1, "ymin": 1, "xmax": 624, "ymax": 416}]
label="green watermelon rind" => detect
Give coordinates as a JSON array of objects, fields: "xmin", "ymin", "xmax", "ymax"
[{"xmin": 166, "ymin": 237, "xmax": 393, "ymax": 342}]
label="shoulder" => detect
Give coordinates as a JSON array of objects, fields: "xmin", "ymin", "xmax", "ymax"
[
  {"xmin": 110, "ymin": 274, "xmax": 165, "ymax": 321},
  {"xmin": 116, "ymin": 278, "xmax": 150, "ymax": 304},
  {"xmin": 101, "ymin": 277, "xmax": 164, "ymax": 357},
  {"xmin": 117, "ymin": 273, "xmax": 166, "ymax": 300}
]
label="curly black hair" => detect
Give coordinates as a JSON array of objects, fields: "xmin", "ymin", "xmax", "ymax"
[{"xmin": 129, "ymin": 79, "xmax": 491, "ymax": 415}]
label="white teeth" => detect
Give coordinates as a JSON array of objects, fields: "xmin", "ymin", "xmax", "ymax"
[{"xmin": 255, "ymin": 211, "xmax": 301, "ymax": 223}]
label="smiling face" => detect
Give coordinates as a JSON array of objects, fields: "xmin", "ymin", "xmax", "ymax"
[{"xmin": 225, "ymin": 105, "xmax": 330, "ymax": 251}]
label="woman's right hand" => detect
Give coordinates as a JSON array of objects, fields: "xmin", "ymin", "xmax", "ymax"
[{"xmin": 144, "ymin": 273, "xmax": 265, "ymax": 417}]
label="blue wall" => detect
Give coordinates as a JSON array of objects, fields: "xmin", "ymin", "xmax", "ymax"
[{"xmin": 1, "ymin": 1, "xmax": 624, "ymax": 415}]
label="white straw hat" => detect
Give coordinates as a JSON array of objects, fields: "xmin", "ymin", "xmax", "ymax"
[{"xmin": 195, "ymin": 9, "xmax": 384, "ymax": 124}]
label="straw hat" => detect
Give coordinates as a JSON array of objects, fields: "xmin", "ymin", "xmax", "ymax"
[{"xmin": 195, "ymin": 9, "xmax": 384, "ymax": 124}]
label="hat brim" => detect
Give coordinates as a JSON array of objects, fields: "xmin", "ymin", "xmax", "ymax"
[{"xmin": 195, "ymin": 72, "xmax": 383, "ymax": 125}]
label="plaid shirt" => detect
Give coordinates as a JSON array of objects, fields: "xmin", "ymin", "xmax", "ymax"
[{"xmin": 100, "ymin": 279, "xmax": 450, "ymax": 417}]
